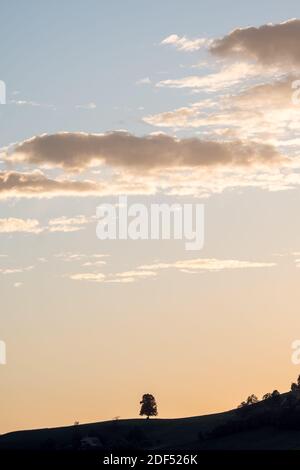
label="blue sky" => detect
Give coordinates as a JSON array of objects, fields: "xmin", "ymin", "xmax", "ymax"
[{"xmin": 1, "ymin": 0, "xmax": 299, "ymax": 145}]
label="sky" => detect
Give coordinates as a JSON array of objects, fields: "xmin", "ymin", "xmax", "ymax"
[{"xmin": 1, "ymin": 0, "xmax": 300, "ymax": 434}]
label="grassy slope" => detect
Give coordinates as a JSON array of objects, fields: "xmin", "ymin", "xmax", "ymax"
[
  {"xmin": 1, "ymin": 397, "xmax": 300, "ymax": 450},
  {"xmin": 0, "ymin": 411, "xmax": 233, "ymax": 450}
]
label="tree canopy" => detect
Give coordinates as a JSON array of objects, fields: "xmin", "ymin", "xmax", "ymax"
[{"xmin": 139, "ymin": 394, "xmax": 158, "ymax": 419}]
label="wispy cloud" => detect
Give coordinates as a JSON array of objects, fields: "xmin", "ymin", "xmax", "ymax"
[
  {"xmin": 0, "ymin": 218, "xmax": 42, "ymax": 234},
  {"xmin": 55, "ymin": 252, "xmax": 109, "ymax": 263},
  {"xmin": 156, "ymin": 62, "xmax": 281, "ymax": 92},
  {"xmin": 69, "ymin": 272, "xmax": 106, "ymax": 282},
  {"xmin": 69, "ymin": 269, "xmax": 157, "ymax": 284},
  {"xmin": 67, "ymin": 257, "xmax": 276, "ymax": 285},
  {"xmin": 0, "ymin": 265, "xmax": 34, "ymax": 275},
  {"xmin": 145, "ymin": 75, "xmax": 300, "ymax": 147},
  {"xmin": 136, "ymin": 77, "xmax": 152, "ymax": 85},
  {"xmin": 0, "ymin": 170, "xmax": 105, "ymax": 199},
  {"xmin": 0, "ymin": 215, "xmax": 92, "ymax": 235},
  {"xmin": 75, "ymin": 102, "xmax": 97, "ymax": 110},
  {"xmin": 48, "ymin": 215, "xmax": 90, "ymax": 233},
  {"xmin": 139, "ymin": 258, "xmax": 276, "ymax": 273},
  {"xmin": 9, "ymin": 99, "xmax": 55, "ymax": 109},
  {"xmin": 161, "ymin": 34, "xmax": 211, "ymax": 52},
  {"xmin": 14, "ymin": 282, "xmax": 23, "ymax": 288}
]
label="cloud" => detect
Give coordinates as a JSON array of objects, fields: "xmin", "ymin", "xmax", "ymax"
[
  {"xmin": 0, "ymin": 132, "xmax": 293, "ymax": 199},
  {"xmin": 210, "ymin": 19, "xmax": 300, "ymax": 68},
  {"xmin": 0, "ymin": 265, "xmax": 34, "ymax": 275},
  {"xmin": 14, "ymin": 282, "xmax": 23, "ymax": 288},
  {"xmin": 0, "ymin": 215, "xmax": 93, "ymax": 234},
  {"xmin": 136, "ymin": 77, "xmax": 151, "ymax": 85},
  {"xmin": 67, "ymin": 257, "xmax": 275, "ymax": 285},
  {"xmin": 1, "ymin": 159, "xmax": 298, "ymax": 201},
  {"xmin": 10, "ymin": 100, "xmax": 41, "ymax": 107},
  {"xmin": 9, "ymin": 99, "xmax": 55, "ymax": 109},
  {"xmin": 69, "ymin": 272, "xmax": 106, "ymax": 282},
  {"xmin": 112, "ymin": 270, "xmax": 157, "ymax": 281},
  {"xmin": 0, "ymin": 218, "xmax": 42, "ymax": 234},
  {"xmin": 0, "ymin": 168, "xmax": 160, "ymax": 200},
  {"xmin": 48, "ymin": 215, "xmax": 90, "ymax": 233},
  {"xmin": 82, "ymin": 260, "xmax": 106, "ymax": 267},
  {"xmin": 161, "ymin": 34, "xmax": 211, "ymax": 52},
  {"xmin": 139, "ymin": 258, "xmax": 276, "ymax": 273},
  {"xmin": 155, "ymin": 20, "xmax": 300, "ymax": 99},
  {"xmin": 55, "ymin": 252, "xmax": 108, "ymax": 263},
  {"xmin": 156, "ymin": 62, "xmax": 274, "ymax": 92},
  {"xmin": 69, "ymin": 269, "xmax": 157, "ymax": 284},
  {"xmin": 144, "ymin": 103, "xmax": 212, "ymax": 128},
  {"xmin": 75, "ymin": 102, "xmax": 97, "ymax": 110},
  {"xmin": 0, "ymin": 170, "xmax": 104, "ymax": 199},
  {"xmin": 157, "ymin": 21, "xmax": 300, "ymax": 92},
  {"xmin": 4, "ymin": 132, "xmax": 284, "ymax": 172},
  {"xmin": 145, "ymin": 75, "xmax": 300, "ymax": 146}
]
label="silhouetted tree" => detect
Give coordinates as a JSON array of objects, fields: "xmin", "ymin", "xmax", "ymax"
[
  {"xmin": 238, "ymin": 401, "xmax": 247, "ymax": 408},
  {"xmin": 291, "ymin": 382, "xmax": 298, "ymax": 392},
  {"xmin": 290, "ymin": 375, "xmax": 300, "ymax": 392},
  {"xmin": 247, "ymin": 394, "xmax": 259, "ymax": 404},
  {"xmin": 262, "ymin": 393, "xmax": 272, "ymax": 400},
  {"xmin": 139, "ymin": 394, "xmax": 158, "ymax": 419},
  {"xmin": 238, "ymin": 394, "xmax": 259, "ymax": 408},
  {"xmin": 268, "ymin": 390, "xmax": 281, "ymax": 405}
]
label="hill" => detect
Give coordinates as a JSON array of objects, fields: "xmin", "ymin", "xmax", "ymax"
[{"xmin": 1, "ymin": 391, "xmax": 300, "ymax": 452}]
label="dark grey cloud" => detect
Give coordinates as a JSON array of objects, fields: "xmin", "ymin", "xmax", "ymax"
[
  {"xmin": 7, "ymin": 131, "xmax": 284, "ymax": 171},
  {"xmin": 210, "ymin": 19, "xmax": 300, "ymax": 67},
  {"xmin": 0, "ymin": 170, "xmax": 101, "ymax": 198}
]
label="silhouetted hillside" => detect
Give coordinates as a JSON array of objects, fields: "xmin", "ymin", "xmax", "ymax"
[{"xmin": 1, "ymin": 391, "xmax": 300, "ymax": 452}]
